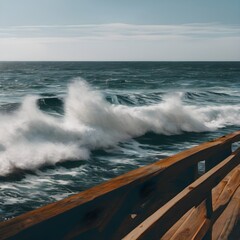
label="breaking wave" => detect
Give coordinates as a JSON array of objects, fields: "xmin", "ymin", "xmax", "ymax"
[{"xmin": 0, "ymin": 79, "xmax": 240, "ymax": 175}]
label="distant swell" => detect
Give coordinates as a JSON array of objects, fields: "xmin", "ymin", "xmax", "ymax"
[{"xmin": 0, "ymin": 79, "xmax": 240, "ymax": 176}]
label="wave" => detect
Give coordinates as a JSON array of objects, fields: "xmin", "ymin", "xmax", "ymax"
[
  {"xmin": 0, "ymin": 103, "xmax": 20, "ymax": 113},
  {"xmin": 0, "ymin": 79, "xmax": 240, "ymax": 176},
  {"xmin": 184, "ymin": 90, "xmax": 236, "ymax": 101},
  {"xmin": 38, "ymin": 97, "xmax": 64, "ymax": 115}
]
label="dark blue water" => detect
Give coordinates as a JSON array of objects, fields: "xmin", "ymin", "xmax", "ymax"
[{"xmin": 0, "ymin": 61, "xmax": 239, "ymax": 221}]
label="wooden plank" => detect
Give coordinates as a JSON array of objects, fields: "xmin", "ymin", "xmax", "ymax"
[
  {"xmin": 194, "ymin": 165, "xmax": 240, "ymax": 240},
  {"xmin": 212, "ymin": 178, "xmax": 229, "ymax": 205},
  {"xmin": 194, "ymin": 219, "xmax": 211, "ymax": 240},
  {"xmin": 160, "ymin": 165, "xmax": 240, "ymax": 240},
  {"xmin": 213, "ymin": 166, "xmax": 240, "ymax": 211},
  {"xmin": 169, "ymin": 201, "xmax": 206, "ymax": 240},
  {"xmin": 161, "ymin": 204, "xmax": 208, "ymax": 240},
  {"xmin": 161, "ymin": 208, "xmax": 195, "ymax": 240},
  {"xmin": 123, "ymin": 148, "xmax": 240, "ymax": 240},
  {"xmin": 0, "ymin": 131, "xmax": 240, "ymax": 240},
  {"xmin": 212, "ymin": 185, "xmax": 240, "ymax": 240}
]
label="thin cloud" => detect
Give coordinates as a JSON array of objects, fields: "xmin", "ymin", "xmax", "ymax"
[
  {"xmin": 0, "ymin": 23, "xmax": 239, "ymax": 40},
  {"xmin": 0, "ymin": 23, "xmax": 239, "ymax": 61}
]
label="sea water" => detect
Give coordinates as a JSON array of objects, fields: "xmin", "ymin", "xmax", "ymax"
[{"xmin": 0, "ymin": 61, "xmax": 239, "ymax": 220}]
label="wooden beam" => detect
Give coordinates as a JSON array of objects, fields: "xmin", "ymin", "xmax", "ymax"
[
  {"xmin": 168, "ymin": 201, "xmax": 206, "ymax": 240},
  {"xmin": 161, "ymin": 165, "xmax": 240, "ymax": 240},
  {"xmin": 123, "ymin": 149, "xmax": 240, "ymax": 240},
  {"xmin": 212, "ymin": 185, "xmax": 240, "ymax": 239},
  {"xmin": 213, "ymin": 166, "xmax": 240, "ymax": 211}
]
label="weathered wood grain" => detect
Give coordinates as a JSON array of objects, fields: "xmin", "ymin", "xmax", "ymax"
[
  {"xmin": 213, "ymin": 166, "xmax": 240, "ymax": 211},
  {"xmin": 212, "ymin": 185, "xmax": 240, "ymax": 240},
  {"xmin": 161, "ymin": 207, "xmax": 195, "ymax": 240},
  {"xmin": 169, "ymin": 201, "xmax": 207, "ymax": 240},
  {"xmin": 162, "ymin": 164, "xmax": 240, "ymax": 240},
  {"xmin": 123, "ymin": 149, "xmax": 240, "ymax": 240}
]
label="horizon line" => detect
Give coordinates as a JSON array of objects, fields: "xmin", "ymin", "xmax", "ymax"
[{"xmin": 1, "ymin": 60, "xmax": 240, "ymax": 62}]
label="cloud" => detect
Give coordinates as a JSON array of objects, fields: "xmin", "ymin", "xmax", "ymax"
[
  {"xmin": 0, "ymin": 23, "xmax": 239, "ymax": 40},
  {"xmin": 0, "ymin": 23, "xmax": 239, "ymax": 61}
]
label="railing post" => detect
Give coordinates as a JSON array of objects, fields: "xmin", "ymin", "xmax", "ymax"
[
  {"xmin": 203, "ymin": 143, "xmax": 232, "ymax": 240},
  {"xmin": 205, "ymin": 144, "xmax": 232, "ymax": 171}
]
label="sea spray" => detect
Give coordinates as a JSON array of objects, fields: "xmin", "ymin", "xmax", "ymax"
[{"xmin": 0, "ymin": 79, "xmax": 240, "ymax": 175}]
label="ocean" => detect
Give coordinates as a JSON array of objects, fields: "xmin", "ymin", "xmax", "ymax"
[{"xmin": 0, "ymin": 61, "xmax": 239, "ymax": 221}]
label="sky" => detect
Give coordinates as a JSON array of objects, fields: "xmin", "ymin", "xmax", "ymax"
[{"xmin": 0, "ymin": 0, "xmax": 239, "ymax": 61}]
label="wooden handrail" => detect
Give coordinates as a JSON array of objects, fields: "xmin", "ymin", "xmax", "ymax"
[
  {"xmin": 0, "ymin": 131, "xmax": 240, "ymax": 240},
  {"xmin": 123, "ymin": 148, "xmax": 240, "ymax": 239}
]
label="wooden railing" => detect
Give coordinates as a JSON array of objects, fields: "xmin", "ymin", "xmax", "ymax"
[{"xmin": 1, "ymin": 131, "xmax": 240, "ymax": 240}]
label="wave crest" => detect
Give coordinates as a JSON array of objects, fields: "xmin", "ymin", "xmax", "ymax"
[{"xmin": 0, "ymin": 79, "xmax": 239, "ymax": 175}]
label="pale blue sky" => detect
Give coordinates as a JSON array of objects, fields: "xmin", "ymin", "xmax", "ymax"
[{"xmin": 0, "ymin": 0, "xmax": 239, "ymax": 60}]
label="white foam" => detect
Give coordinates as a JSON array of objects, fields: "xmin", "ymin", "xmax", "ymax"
[{"xmin": 0, "ymin": 79, "xmax": 240, "ymax": 175}]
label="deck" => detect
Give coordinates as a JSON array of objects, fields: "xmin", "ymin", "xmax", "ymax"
[{"xmin": 0, "ymin": 131, "xmax": 240, "ymax": 239}]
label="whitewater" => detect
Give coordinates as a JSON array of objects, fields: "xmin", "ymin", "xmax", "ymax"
[
  {"xmin": 0, "ymin": 79, "xmax": 240, "ymax": 176},
  {"xmin": 0, "ymin": 61, "xmax": 239, "ymax": 220}
]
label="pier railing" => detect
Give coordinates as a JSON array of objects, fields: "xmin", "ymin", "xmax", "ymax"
[{"xmin": 1, "ymin": 131, "xmax": 240, "ymax": 239}]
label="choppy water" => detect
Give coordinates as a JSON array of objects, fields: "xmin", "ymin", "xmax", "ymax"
[{"xmin": 0, "ymin": 61, "xmax": 239, "ymax": 221}]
